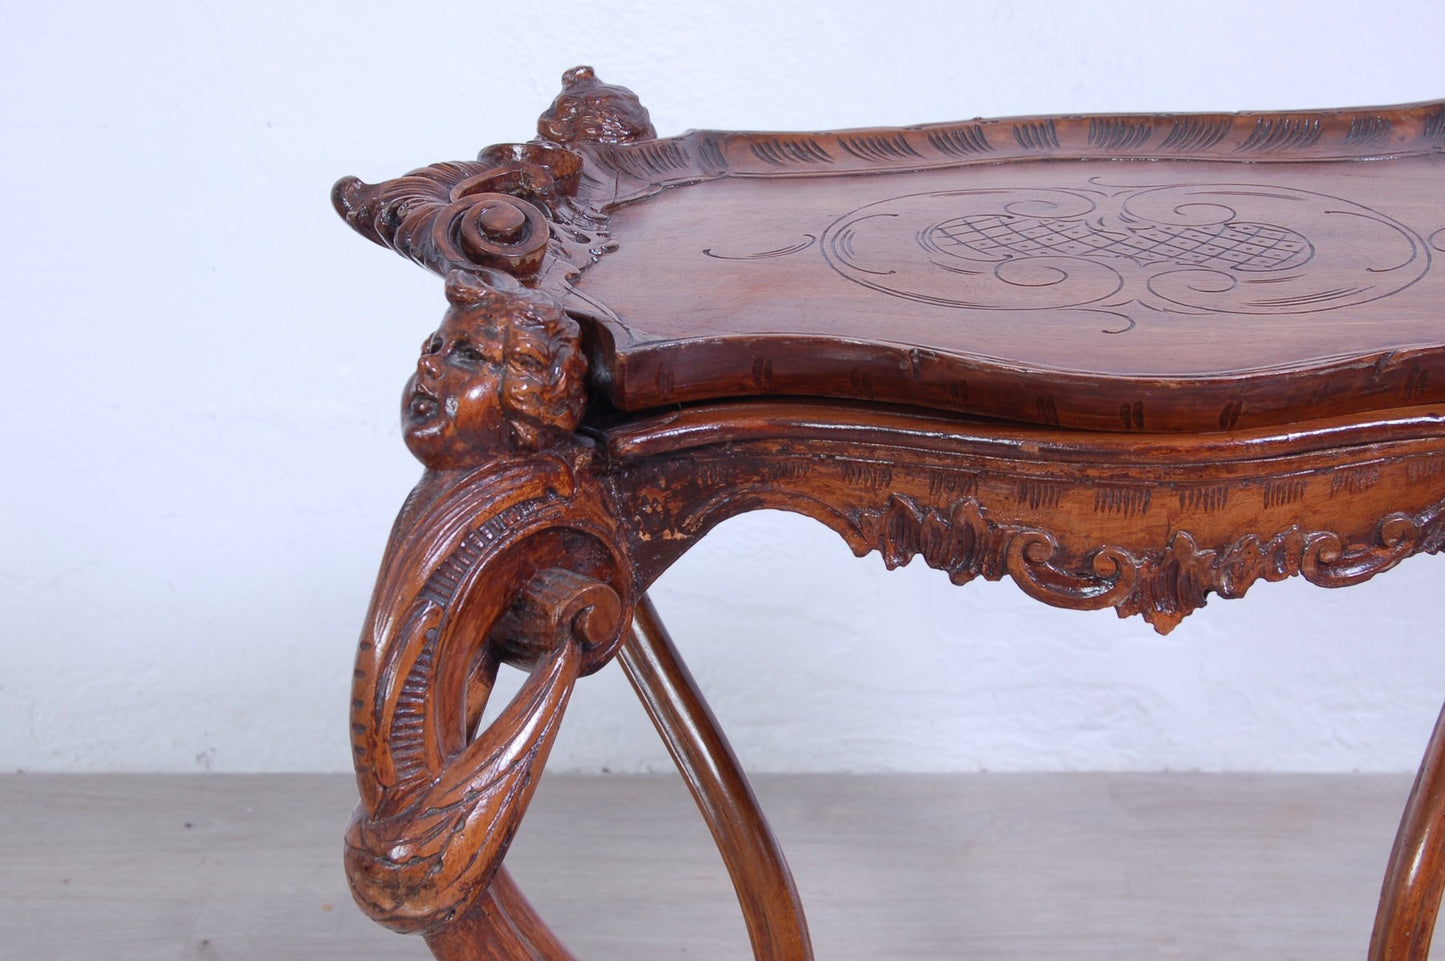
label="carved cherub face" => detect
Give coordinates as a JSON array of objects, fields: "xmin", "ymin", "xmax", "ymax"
[
  {"xmin": 536, "ymin": 65, "xmax": 656, "ymax": 145},
  {"xmin": 402, "ymin": 271, "xmax": 587, "ymax": 470},
  {"xmin": 403, "ymin": 311, "xmax": 509, "ymax": 468}
]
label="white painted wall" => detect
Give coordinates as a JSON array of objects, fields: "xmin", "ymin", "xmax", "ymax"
[{"xmin": 3, "ymin": 0, "xmax": 1444, "ymax": 774}]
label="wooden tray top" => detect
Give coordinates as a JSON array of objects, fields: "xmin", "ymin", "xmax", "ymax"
[
  {"xmin": 568, "ymin": 104, "xmax": 1445, "ymax": 432},
  {"xmin": 336, "ymin": 82, "xmax": 1445, "ymax": 432}
]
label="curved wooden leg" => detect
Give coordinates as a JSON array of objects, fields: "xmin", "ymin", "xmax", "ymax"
[
  {"xmin": 1370, "ymin": 700, "xmax": 1445, "ymax": 961},
  {"xmin": 619, "ymin": 594, "xmax": 814, "ymax": 961}
]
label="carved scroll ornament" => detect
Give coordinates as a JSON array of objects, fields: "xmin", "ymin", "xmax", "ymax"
[
  {"xmin": 331, "ymin": 142, "xmax": 613, "ymax": 285},
  {"xmin": 336, "ymin": 69, "xmax": 650, "ymax": 941},
  {"xmin": 332, "ymin": 141, "xmax": 581, "ymax": 281},
  {"xmin": 344, "ymin": 250, "xmax": 620, "ymax": 941}
]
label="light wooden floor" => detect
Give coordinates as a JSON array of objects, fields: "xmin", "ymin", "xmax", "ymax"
[{"xmin": 0, "ymin": 772, "xmax": 1420, "ymax": 960}]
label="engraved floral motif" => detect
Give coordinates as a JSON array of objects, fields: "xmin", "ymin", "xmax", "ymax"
[{"xmin": 822, "ymin": 183, "xmax": 1429, "ymax": 321}]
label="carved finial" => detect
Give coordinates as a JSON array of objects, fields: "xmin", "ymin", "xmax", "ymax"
[
  {"xmin": 401, "ymin": 269, "xmax": 587, "ymax": 469},
  {"xmin": 537, "ymin": 65, "xmax": 657, "ymax": 145}
]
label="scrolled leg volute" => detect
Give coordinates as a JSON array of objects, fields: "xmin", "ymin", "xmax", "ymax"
[{"xmin": 344, "ymin": 454, "xmax": 633, "ymax": 954}]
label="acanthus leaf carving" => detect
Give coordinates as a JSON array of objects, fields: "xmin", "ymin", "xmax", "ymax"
[
  {"xmin": 852, "ymin": 494, "xmax": 1136, "ymax": 608},
  {"xmin": 851, "ymin": 493, "xmax": 1445, "ymax": 634},
  {"xmin": 854, "ymin": 494, "xmax": 997, "ymax": 583}
]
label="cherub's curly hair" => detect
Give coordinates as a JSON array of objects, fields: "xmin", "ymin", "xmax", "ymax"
[
  {"xmin": 536, "ymin": 65, "xmax": 657, "ymax": 145},
  {"xmin": 444, "ymin": 269, "xmax": 588, "ymax": 450}
]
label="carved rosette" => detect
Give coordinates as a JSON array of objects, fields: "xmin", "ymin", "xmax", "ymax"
[{"xmin": 851, "ymin": 492, "xmax": 1445, "ymax": 633}]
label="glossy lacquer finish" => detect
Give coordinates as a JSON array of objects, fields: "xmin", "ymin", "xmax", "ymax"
[{"xmin": 334, "ymin": 66, "xmax": 1445, "ymax": 959}]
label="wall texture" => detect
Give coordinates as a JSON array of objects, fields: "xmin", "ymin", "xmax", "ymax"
[{"xmin": 3, "ymin": 0, "xmax": 1444, "ymax": 773}]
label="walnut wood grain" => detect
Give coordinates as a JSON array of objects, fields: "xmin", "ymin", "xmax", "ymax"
[
  {"xmin": 424, "ymin": 869, "xmax": 579, "ymax": 961},
  {"xmin": 335, "ymin": 68, "xmax": 1445, "ymax": 960}
]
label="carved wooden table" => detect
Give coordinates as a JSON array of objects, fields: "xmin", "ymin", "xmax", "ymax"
[{"xmin": 334, "ymin": 68, "xmax": 1445, "ymax": 960}]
